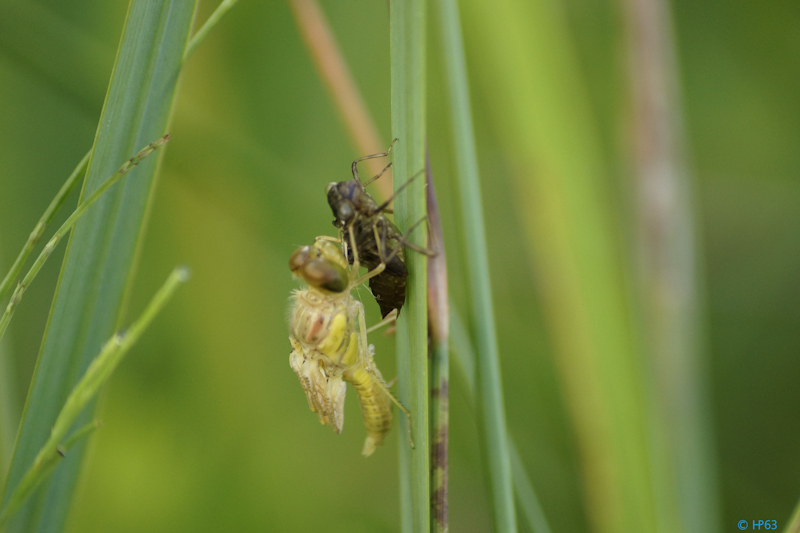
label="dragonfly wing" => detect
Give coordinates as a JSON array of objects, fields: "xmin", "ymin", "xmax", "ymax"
[{"xmin": 326, "ymin": 376, "xmax": 347, "ymax": 434}]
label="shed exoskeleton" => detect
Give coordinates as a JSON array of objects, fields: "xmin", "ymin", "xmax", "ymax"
[{"xmin": 326, "ymin": 140, "xmax": 435, "ymax": 318}]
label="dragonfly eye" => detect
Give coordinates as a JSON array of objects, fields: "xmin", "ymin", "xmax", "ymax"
[
  {"xmin": 289, "ymin": 246, "xmax": 312, "ymax": 274},
  {"xmin": 302, "ymin": 258, "xmax": 348, "ymax": 293}
]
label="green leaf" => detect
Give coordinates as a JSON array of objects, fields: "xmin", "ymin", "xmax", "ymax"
[
  {"xmin": 0, "ymin": 2, "xmax": 197, "ymax": 531},
  {"xmin": 390, "ymin": 1, "xmax": 429, "ymax": 530}
]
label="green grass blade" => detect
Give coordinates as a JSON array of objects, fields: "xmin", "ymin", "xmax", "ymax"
[
  {"xmin": 0, "ymin": 150, "xmax": 90, "ymax": 302},
  {"xmin": 390, "ymin": 0, "xmax": 429, "ymax": 530},
  {"xmin": 184, "ymin": 0, "xmax": 239, "ymax": 60},
  {"xmin": 0, "ymin": 137, "xmax": 170, "ymax": 343},
  {"xmin": 0, "ymin": 267, "xmax": 188, "ymax": 529},
  {"xmin": 0, "ymin": 2, "xmax": 196, "ymax": 531},
  {"xmin": 459, "ymin": 0, "xmax": 660, "ymax": 530},
  {"xmin": 435, "ymin": 0, "xmax": 516, "ymax": 529}
]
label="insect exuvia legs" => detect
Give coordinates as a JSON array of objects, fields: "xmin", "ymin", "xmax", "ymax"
[{"xmin": 351, "ymin": 138, "xmax": 398, "ymax": 184}]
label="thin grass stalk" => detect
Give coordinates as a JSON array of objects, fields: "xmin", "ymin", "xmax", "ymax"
[
  {"xmin": 426, "ymin": 150, "xmax": 449, "ymax": 533},
  {"xmin": 390, "ymin": 0, "xmax": 429, "ymax": 530},
  {"xmin": 508, "ymin": 440, "xmax": 551, "ymax": 533},
  {"xmin": 184, "ymin": 0, "xmax": 239, "ymax": 60},
  {"xmin": 436, "ymin": 0, "xmax": 516, "ymax": 530},
  {"xmin": 288, "ymin": 0, "xmax": 392, "ymax": 201},
  {"xmin": 0, "ymin": 267, "xmax": 188, "ymax": 529},
  {"xmin": 0, "ymin": 151, "xmax": 90, "ymax": 302},
  {"xmin": 622, "ymin": 0, "xmax": 720, "ymax": 530},
  {"xmin": 0, "ymin": 136, "xmax": 170, "ymax": 344}
]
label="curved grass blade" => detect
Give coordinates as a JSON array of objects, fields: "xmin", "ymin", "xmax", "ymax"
[
  {"xmin": 390, "ymin": 0, "xmax": 429, "ymax": 530},
  {"xmin": 0, "ymin": 2, "xmax": 197, "ymax": 531},
  {"xmin": 0, "ymin": 267, "xmax": 188, "ymax": 529},
  {"xmin": 0, "ymin": 151, "xmax": 90, "ymax": 302},
  {"xmin": 435, "ymin": 0, "xmax": 516, "ymax": 529},
  {"xmin": 0, "ymin": 136, "xmax": 170, "ymax": 343}
]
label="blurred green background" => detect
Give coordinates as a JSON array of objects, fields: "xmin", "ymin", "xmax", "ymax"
[{"xmin": 0, "ymin": 0, "xmax": 798, "ymax": 531}]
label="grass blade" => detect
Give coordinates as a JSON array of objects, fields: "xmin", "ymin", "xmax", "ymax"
[
  {"xmin": 0, "ymin": 151, "xmax": 90, "ymax": 302},
  {"xmin": 0, "ymin": 137, "xmax": 170, "ymax": 343},
  {"xmin": 390, "ymin": 0, "xmax": 429, "ymax": 530},
  {"xmin": 0, "ymin": 267, "xmax": 188, "ymax": 529},
  {"xmin": 0, "ymin": 2, "xmax": 196, "ymax": 530},
  {"xmin": 435, "ymin": 0, "xmax": 516, "ymax": 529}
]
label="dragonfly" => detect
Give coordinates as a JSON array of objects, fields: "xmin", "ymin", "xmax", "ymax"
[
  {"xmin": 325, "ymin": 140, "xmax": 435, "ymax": 318},
  {"xmin": 288, "ymin": 236, "xmax": 410, "ymax": 456}
]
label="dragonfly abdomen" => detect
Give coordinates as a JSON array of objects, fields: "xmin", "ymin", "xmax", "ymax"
[{"xmin": 345, "ymin": 362, "xmax": 393, "ymax": 456}]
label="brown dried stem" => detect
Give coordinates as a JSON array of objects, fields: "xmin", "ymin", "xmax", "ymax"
[{"xmin": 426, "ymin": 147, "xmax": 449, "ymax": 533}]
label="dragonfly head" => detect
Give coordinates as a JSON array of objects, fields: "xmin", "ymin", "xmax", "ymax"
[{"xmin": 289, "ymin": 241, "xmax": 349, "ymax": 294}]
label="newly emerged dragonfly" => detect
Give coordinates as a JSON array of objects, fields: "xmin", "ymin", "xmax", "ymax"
[
  {"xmin": 326, "ymin": 140, "xmax": 434, "ymax": 318},
  {"xmin": 288, "ymin": 236, "xmax": 409, "ymax": 456}
]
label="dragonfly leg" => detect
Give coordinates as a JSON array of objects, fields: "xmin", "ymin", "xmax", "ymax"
[{"xmin": 366, "ymin": 309, "xmax": 397, "ymax": 334}]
